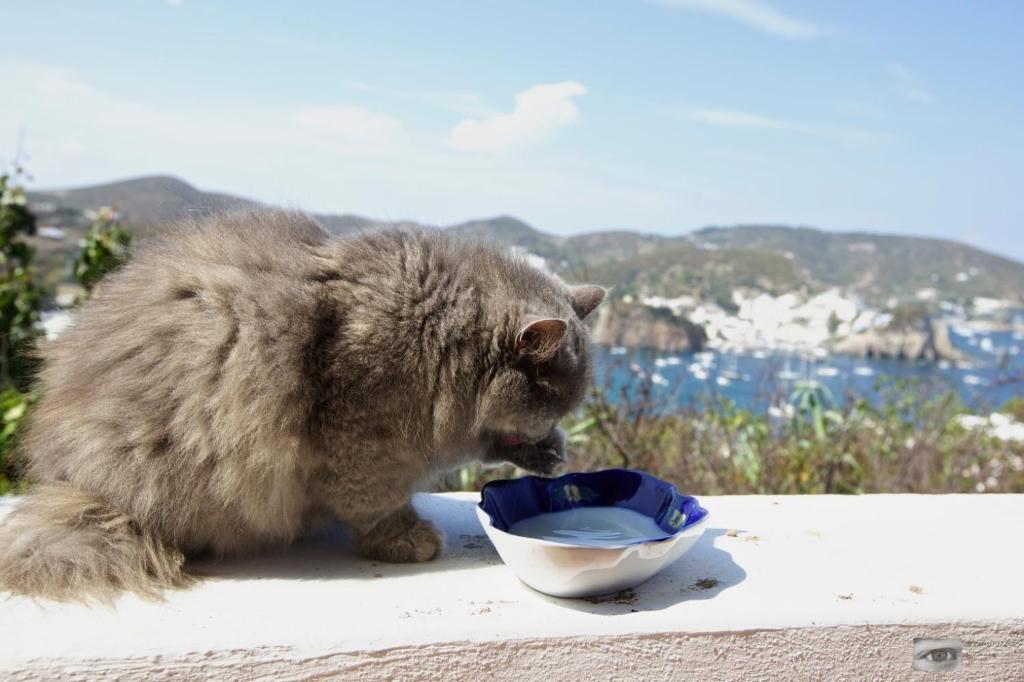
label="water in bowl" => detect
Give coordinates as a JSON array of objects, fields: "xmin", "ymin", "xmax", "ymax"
[{"xmin": 507, "ymin": 506, "xmax": 669, "ymax": 547}]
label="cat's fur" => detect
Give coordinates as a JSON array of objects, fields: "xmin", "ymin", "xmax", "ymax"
[{"xmin": 0, "ymin": 210, "xmax": 605, "ymax": 602}]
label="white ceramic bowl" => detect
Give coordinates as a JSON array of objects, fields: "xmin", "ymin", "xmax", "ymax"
[{"xmin": 476, "ymin": 469, "xmax": 709, "ymax": 598}]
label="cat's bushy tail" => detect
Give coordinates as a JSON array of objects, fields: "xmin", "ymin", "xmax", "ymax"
[{"xmin": 0, "ymin": 483, "xmax": 191, "ymax": 602}]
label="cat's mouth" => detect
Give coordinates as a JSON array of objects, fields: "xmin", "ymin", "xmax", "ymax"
[
  {"xmin": 487, "ymin": 431, "xmax": 540, "ymax": 449},
  {"xmin": 496, "ymin": 433, "xmax": 528, "ymax": 447}
]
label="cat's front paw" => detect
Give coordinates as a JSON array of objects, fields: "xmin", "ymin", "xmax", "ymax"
[
  {"xmin": 360, "ymin": 519, "xmax": 442, "ymax": 563},
  {"xmin": 497, "ymin": 427, "xmax": 567, "ymax": 476}
]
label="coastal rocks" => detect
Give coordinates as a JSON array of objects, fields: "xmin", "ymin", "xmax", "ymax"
[
  {"xmin": 591, "ymin": 303, "xmax": 707, "ymax": 353},
  {"xmin": 832, "ymin": 318, "xmax": 968, "ymax": 363}
]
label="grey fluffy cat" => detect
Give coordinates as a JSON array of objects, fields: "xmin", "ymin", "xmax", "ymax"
[{"xmin": 0, "ymin": 210, "xmax": 605, "ymax": 602}]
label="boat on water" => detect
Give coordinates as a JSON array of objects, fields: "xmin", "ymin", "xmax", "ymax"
[
  {"xmin": 688, "ymin": 363, "xmax": 709, "ymax": 381},
  {"xmin": 777, "ymin": 356, "xmax": 801, "ymax": 381},
  {"xmin": 720, "ymin": 353, "xmax": 742, "ymax": 380},
  {"xmin": 594, "ymin": 331, "xmax": 1024, "ymax": 412}
]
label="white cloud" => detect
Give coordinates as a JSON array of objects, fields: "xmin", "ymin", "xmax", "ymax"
[
  {"xmin": 688, "ymin": 107, "xmax": 884, "ymax": 144},
  {"xmin": 449, "ymin": 81, "xmax": 586, "ymax": 152},
  {"xmin": 654, "ymin": 0, "xmax": 826, "ymax": 39},
  {"xmin": 886, "ymin": 62, "xmax": 934, "ymax": 104},
  {"xmin": 887, "ymin": 62, "xmax": 915, "ymax": 83},
  {"xmin": 691, "ymin": 108, "xmax": 794, "ymax": 130},
  {"xmin": 901, "ymin": 88, "xmax": 933, "ymax": 104},
  {"xmin": 341, "ymin": 81, "xmax": 489, "ymax": 116},
  {"xmin": 166, "ymin": 0, "xmax": 183, "ymax": 6},
  {"xmin": 832, "ymin": 99, "xmax": 886, "ymax": 121},
  {"xmin": 290, "ymin": 106, "xmax": 404, "ymax": 144},
  {"xmin": 0, "ymin": 62, "xmax": 412, "ymax": 189},
  {"xmin": 0, "ymin": 62, "xmax": 706, "ymax": 237}
]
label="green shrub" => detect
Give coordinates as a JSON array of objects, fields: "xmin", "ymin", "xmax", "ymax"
[
  {"xmin": 442, "ymin": 370, "xmax": 1024, "ymax": 495},
  {"xmin": 74, "ymin": 206, "xmax": 131, "ymax": 300},
  {"xmin": 0, "ymin": 195, "xmax": 132, "ymax": 492},
  {"xmin": 0, "ymin": 170, "xmax": 44, "ymax": 492},
  {"xmin": 1000, "ymin": 396, "xmax": 1024, "ymax": 423},
  {"xmin": 0, "ymin": 388, "xmax": 31, "ymax": 494},
  {"xmin": 0, "ymin": 171, "xmax": 43, "ymax": 392}
]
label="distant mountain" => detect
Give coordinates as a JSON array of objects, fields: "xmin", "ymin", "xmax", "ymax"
[
  {"xmin": 28, "ymin": 175, "xmax": 374, "ymax": 237},
  {"xmin": 450, "ymin": 222, "xmax": 1023, "ymax": 308},
  {"xmin": 691, "ymin": 225, "xmax": 1024, "ymax": 305},
  {"xmin": 27, "ymin": 175, "xmax": 1024, "ymax": 308},
  {"xmin": 449, "ymin": 215, "xmax": 547, "ymax": 244},
  {"xmin": 29, "ymin": 176, "xmax": 258, "ymax": 230}
]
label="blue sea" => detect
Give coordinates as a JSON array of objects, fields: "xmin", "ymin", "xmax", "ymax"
[{"xmin": 594, "ymin": 327, "xmax": 1024, "ymax": 413}]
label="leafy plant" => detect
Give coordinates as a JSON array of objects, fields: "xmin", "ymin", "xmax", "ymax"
[
  {"xmin": 564, "ymin": 416, "xmax": 596, "ymax": 446},
  {"xmin": 74, "ymin": 206, "xmax": 131, "ymax": 299},
  {"xmin": 0, "ymin": 170, "xmax": 44, "ymax": 392},
  {"xmin": 1000, "ymin": 396, "xmax": 1024, "ymax": 423},
  {"xmin": 0, "ymin": 388, "xmax": 32, "ymax": 494},
  {"xmin": 0, "ymin": 169, "xmax": 44, "ymax": 492},
  {"xmin": 791, "ymin": 380, "xmax": 842, "ymax": 443},
  {"xmin": 441, "ymin": 362, "xmax": 1024, "ymax": 495}
]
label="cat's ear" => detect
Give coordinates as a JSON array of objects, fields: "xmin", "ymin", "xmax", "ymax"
[
  {"xmin": 515, "ymin": 317, "xmax": 568, "ymax": 360},
  {"xmin": 569, "ymin": 285, "xmax": 606, "ymax": 321}
]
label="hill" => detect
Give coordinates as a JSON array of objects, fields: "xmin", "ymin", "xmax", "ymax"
[
  {"xmin": 29, "ymin": 175, "xmax": 374, "ymax": 237},
  {"xmin": 27, "ymin": 175, "xmax": 1024, "ymax": 309},
  {"xmin": 692, "ymin": 225, "xmax": 1024, "ymax": 305},
  {"xmin": 29, "ymin": 176, "xmax": 258, "ymax": 232}
]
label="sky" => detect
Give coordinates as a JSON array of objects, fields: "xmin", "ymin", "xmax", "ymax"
[{"xmin": 2, "ymin": 1, "xmax": 1023, "ymax": 260}]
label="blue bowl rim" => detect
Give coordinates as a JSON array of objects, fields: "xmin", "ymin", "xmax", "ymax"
[{"xmin": 477, "ymin": 468, "xmax": 709, "ymax": 548}]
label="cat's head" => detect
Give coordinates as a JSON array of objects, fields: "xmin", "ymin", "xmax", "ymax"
[{"xmin": 476, "ymin": 281, "xmax": 606, "ymax": 448}]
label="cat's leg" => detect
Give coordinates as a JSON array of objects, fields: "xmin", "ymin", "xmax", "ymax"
[
  {"xmin": 316, "ymin": 466, "xmax": 442, "ymax": 563},
  {"xmin": 347, "ymin": 503, "xmax": 442, "ymax": 563}
]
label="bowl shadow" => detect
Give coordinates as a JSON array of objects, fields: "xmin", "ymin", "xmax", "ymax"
[{"xmin": 530, "ymin": 528, "xmax": 747, "ymax": 614}]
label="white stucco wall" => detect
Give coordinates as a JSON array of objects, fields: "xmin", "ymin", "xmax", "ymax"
[{"xmin": 1, "ymin": 493, "xmax": 1022, "ymax": 680}]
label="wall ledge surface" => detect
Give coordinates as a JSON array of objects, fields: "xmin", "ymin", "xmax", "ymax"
[{"xmin": 1, "ymin": 493, "xmax": 1022, "ymax": 680}]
